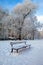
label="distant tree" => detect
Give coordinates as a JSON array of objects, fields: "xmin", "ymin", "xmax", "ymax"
[
  {"xmin": 0, "ymin": 7, "xmax": 9, "ymax": 39},
  {"xmin": 0, "ymin": 7, "xmax": 8, "ymax": 21}
]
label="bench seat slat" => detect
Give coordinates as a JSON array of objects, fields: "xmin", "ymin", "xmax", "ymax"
[{"xmin": 13, "ymin": 44, "xmax": 31, "ymax": 50}]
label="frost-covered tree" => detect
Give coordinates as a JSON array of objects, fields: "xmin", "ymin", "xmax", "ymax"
[
  {"xmin": 0, "ymin": 7, "xmax": 9, "ymax": 39},
  {"xmin": 0, "ymin": 7, "xmax": 8, "ymax": 21},
  {"xmin": 0, "ymin": 0, "xmax": 38, "ymax": 40},
  {"xmin": 11, "ymin": 0, "xmax": 37, "ymax": 40}
]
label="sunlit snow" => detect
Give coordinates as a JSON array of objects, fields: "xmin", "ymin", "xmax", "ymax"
[{"xmin": 0, "ymin": 40, "xmax": 43, "ymax": 65}]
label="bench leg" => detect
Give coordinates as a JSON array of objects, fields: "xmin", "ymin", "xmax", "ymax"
[{"xmin": 11, "ymin": 48, "xmax": 13, "ymax": 53}]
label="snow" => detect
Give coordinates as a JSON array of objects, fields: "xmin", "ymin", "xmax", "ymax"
[{"xmin": 0, "ymin": 40, "xmax": 43, "ymax": 65}]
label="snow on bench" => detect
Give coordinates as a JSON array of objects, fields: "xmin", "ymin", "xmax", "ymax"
[{"xmin": 10, "ymin": 41, "xmax": 31, "ymax": 53}]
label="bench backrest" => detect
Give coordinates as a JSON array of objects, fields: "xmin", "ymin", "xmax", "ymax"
[{"xmin": 10, "ymin": 41, "xmax": 26, "ymax": 46}]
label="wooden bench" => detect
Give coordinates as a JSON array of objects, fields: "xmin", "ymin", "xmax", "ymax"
[{"xmin": 10, "ymin": 41, "xmax": 31, "ymax": 53}]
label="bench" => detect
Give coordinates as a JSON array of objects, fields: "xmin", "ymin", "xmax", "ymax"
[{"xmin": 10, "ymin": 41, "xmax": 31, "ymax": 53}]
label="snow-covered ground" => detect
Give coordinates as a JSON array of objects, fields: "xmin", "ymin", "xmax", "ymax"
[{"xmin": 0, "ymin": 40, "xmax": 43, "ymax": 65}]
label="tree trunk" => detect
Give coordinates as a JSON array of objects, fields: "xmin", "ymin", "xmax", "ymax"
[
  {"xmin": 19, "ymin": 28, "xmax": 21, "ymax": 40},
  {"xmin": 32, "ymin": 30, "xmax": 34, "ymax": 40}
]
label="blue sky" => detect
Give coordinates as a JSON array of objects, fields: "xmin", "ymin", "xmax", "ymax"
[
  {"xmin": 0, "ymin": 0, "xmax": 43, "ymax": 23},
  {"xmin": 0, "ymin": 0, "xmax": 23, "ymax": 12},
  {"xmin": 32, "ymin": 0, "xmax": 43, "ymax": 16},
  {"xmin": 0, "ymin": 0, "xmax": 43, "ymax": 15}
]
